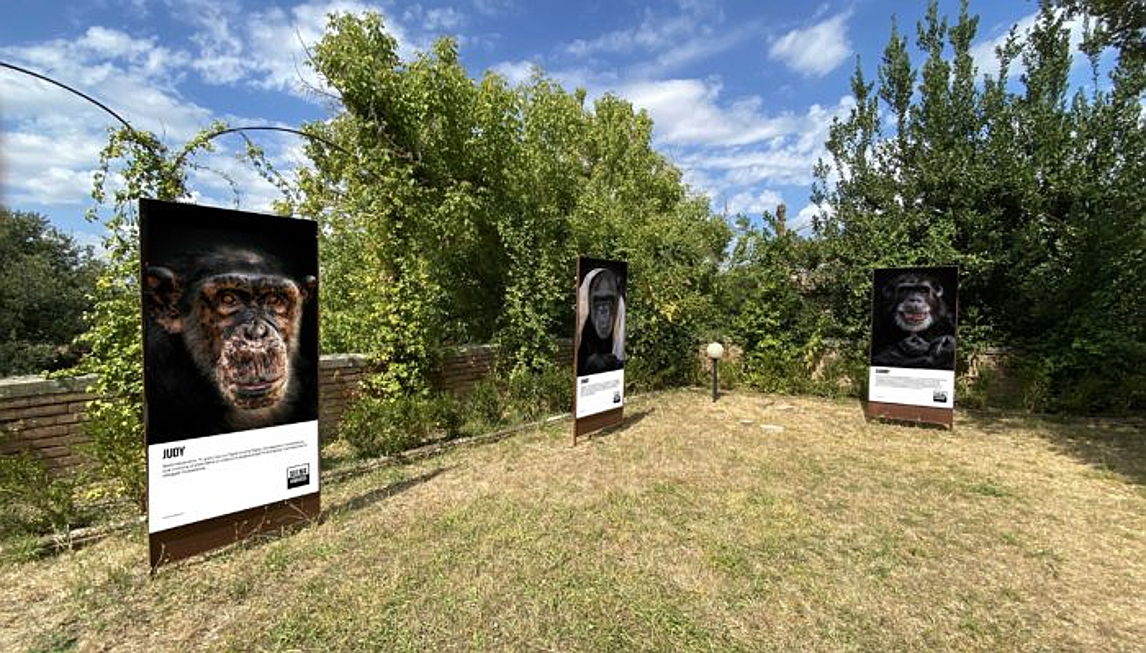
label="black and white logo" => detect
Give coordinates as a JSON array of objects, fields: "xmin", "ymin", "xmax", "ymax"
[
  {"xmin": 287, "ymin": 463, "xmax": 310, "ymax": 489},
  {"xmin": 933, "ymin": 390, "xmax": 948, "ymax": 403}
]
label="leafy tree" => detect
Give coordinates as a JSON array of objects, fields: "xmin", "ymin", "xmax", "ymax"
[
  {"xmin": 717, "ymin": 210, "xmax": 835, "ymax": 393},
  {"xmin": 811, "ymin": 0, "xmax": 1145, "ymax": 411},
  {"xmin": 1055, "ymin": 0, "xmax": 1145, "ymax": 78},
  {"xmin": 0, "ymin": 207, "xmax": 102, "ymax": 376},
  {"xmin": 295, "ymin": 12, "xmax": 730, "ymax": 405}
]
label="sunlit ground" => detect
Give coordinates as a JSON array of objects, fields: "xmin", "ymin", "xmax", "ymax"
[{"xmin": 3, "ymin": 389, "xmax": 1144, "ymax": 651}]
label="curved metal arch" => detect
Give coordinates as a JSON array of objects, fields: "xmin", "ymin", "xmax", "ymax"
[
  {"xmin": 170, "ymin": 125, "xmax": 358, "ymax": 170},
  {"xmin": 1, "ymin": 60, "xmax": 138, "ymax": 134},
  {"xmin": 1, "ymin": 61, "xmax": 374, "ymax": 188}
]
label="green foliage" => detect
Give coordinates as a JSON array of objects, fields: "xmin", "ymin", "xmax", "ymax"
[
  {"xmin": 812, "ymin": 0, "xmax": 1145, "ymax": 412},
  {"xmin": 295, "ymin": 12, "xmax": 730, "ymax": 402},
  {"xmin": 63, "ymin": 1, "xmax": 1140, "ymax": 498},
  {"xmin": 339, "ymin": 394, "xmax": 437, "ymax": 458},
  {"xmin": 428, "ymin": 392, "xmax": 466, "ymax": 439},
  {"xmin": 465, "ymin": 378, "xmax": 504, "ymax": 428},
  {"xmin": 1054, "ymin": 0, "xmax": 1146, "ymax": 78},
  {"xmin": 338, "ymin": 362, "xmax": 574, "ymax": 461},
  {"xmin": 501, "ymin": 364, "xmax": 571, "ymax": 422},
  {"xmin": 716, "ymin": 212, "xmax": 835, "ymax": 394},
  {"xmin": 0, "ymin": 207, "xmax": 102, "ymax": 376},
  {"xmin": 0, "ymin": 443, "xmax": 87, "ymax": 540}
]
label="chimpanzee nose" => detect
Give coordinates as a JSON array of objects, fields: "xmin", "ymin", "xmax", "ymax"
[{"xmin": 243, "ymin": 321, "xmax": 269, "ymax": 340}]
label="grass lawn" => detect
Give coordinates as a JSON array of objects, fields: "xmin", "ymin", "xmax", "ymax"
[{"xmin": 2, "ymin": 389, "xmax": 1145, "ymax": 651}]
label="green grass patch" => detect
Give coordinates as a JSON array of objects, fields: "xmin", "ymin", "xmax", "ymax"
[{"xmin": 2, "ymin": 390, "xmax": 1144, "ymax": 650}]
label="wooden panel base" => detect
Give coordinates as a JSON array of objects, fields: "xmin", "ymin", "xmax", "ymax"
[
  {"xmin": 573, "ymin": 407, "xmax": 624, "ymax": 443},
  {"xmin": 149, "ymin": 492, "xmax": 320, "ymax": 569},
  {"xmin": 864, "ymin": 401, "xmax": 953, "ymax": 429}
]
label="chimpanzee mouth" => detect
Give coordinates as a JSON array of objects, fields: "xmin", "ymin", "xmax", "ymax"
[
  {"xmin": 900, "ymin": 312, "xmax": 928, "ymax": 324},
  {"xmin": 233, "ymin": 379, "xmax": 283, "ymax": 397}
]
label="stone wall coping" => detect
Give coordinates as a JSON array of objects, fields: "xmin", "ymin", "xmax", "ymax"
[
  {"xmin": 319, "ymin": 354, "xmax": 371, "ymax": 369},
  {"xmin": 0, "ymin": 374, "xmax": 98, "ymax": 400},
  {"xmin": 0, "ymin": 339, "xmax": 578, "ymax": 399}
]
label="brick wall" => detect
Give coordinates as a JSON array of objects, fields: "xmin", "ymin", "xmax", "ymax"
[
  {"xmin": 1, "ymin": 341, "xmax": 574, "ymax": 474},
  {"xmin": 430, "ymin": 340, "xmax": 574, "ymax": 392},
  {"xmin": 317, "ymin": 354, "xmax": 371, "ymax": 439},
  {"xmin": 0, "ymin": 375, "xmax": 96, "ymax": 473}
]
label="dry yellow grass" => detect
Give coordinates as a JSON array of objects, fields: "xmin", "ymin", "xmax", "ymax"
[{"xmin": 2, "ymin": 389, "xmax": 1144, "ymax": 651}]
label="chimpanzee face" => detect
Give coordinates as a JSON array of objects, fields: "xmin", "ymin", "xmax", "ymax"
[
  {"xmin": 886, "ymin": 274, "xmax": 944, "ymax": 333},
  {"xmin": 144, "ymin": 249, "xmax": 316, "ymax": 413},
  {"xmin": 195, "ymin": 273, "xmax": 305, "ymax": 409},
  {"xmin": 590, "ymin": 271, "xmax": 618, "ymax": 341}
]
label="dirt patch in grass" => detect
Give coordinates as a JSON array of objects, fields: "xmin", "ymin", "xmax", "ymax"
[{"xmin": 2, "ymin": 389, "xmax": 1144, "ymax": 651}]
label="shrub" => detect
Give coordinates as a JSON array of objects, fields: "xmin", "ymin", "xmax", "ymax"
[
  {"xmin": 502, "ymin": 364, "xmax": 571, "ymax": 423},
  {"xmin": 465, "ymin": 378, "xmax": 504, "ymax": 429},
  {"xmin": 339, "ymin": 394, "xmax": 436, "ymax": 459},
  {"xmin": 428, "ymin": 392, "xmax": 466, "ymax": 439},
  {"xmin": 0, "ymin": 447, "xmax": 88, "ymax": 540}
]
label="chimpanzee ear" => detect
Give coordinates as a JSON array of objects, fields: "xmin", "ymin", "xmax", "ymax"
[
  {"xmin": 301, "ymin": 275, "xmax": 318, "ymax": 302},
  {"xmin": 933, "ymin": 282, "xmax": 944, "ymax": 298},
  {"xmin": 144, "ymin": 266, "xmax": 184, "ymax": 334}
]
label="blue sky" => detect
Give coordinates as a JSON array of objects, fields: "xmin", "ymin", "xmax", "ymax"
[{"xmin": 0, "ymin": 0, "xmax": 1084, "ymax": 246}]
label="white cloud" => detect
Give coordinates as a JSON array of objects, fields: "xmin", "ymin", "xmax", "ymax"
[
  {"xmin": 666, "ymin": 94, "xmax": 852, "ymax": 213},
  {"xmin": 176, "ymin": 0, "xmax": 248, "ymax": 84},
  {"xmin": 406, "ymin": 6, "xmax": 466, "ymax": 32},
  {"xmin": 725, "ymin": 189, "xmax": 783, "ymax": 216},
  {"xmin": 473, "ymin": 0, "xmax": 513, "ymax": 17},
  {"xmin": 622, "ymin": 78, "xmax": 852, "ymax": 150},
  {"xmin": 0, "ymin": 27, "xmax": 212, "ymax": 211},
  {"xmin": 2, "ymin": 0, "xmax": 482, "ymax": 224},
  {"xmin": 0, "ymin": 24, "xmax": 302, "ymax": 217},
  {"xmin": 622, "ymin": 79, "xmax": 775, "ymax": 146},
  {"xmin": 768, "ymin": 12, "xmax": 852, "ymax": 77},
  {"xmin": 559, "ymin": 0, "xmax": 743, "ymax": 79},
  {"xmin": 172, "ymin": 0, "xmax": 420, "ymax": 99},
  {"xmin": 680, "ymin": 167, "xmax": 719, "ymax": 200},
  {"xmin": 489, "ymin": 59, "xmax": 537, "ymax": 86},
  {"xmin": 629, "ymin": 21, "xmax": 760, "ymax": 80},
  {"xmin": 564, "ymin": 11, "xmax": 699, "ymax": 59},
  {"xmin": 598, "ymin": 76, "xmax": 854, "ymax": 213},
  {"xmin": 77, "ymin": 26, "xmax": 154, "ymax": 59}
]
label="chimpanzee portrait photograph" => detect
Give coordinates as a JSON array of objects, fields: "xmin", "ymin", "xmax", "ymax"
[
  {"xmin": 140, "ymin": 199, "xmax": 319, "ymax": 445},
  {"xmin": 576, "ymin": 257, "xmax": 627, "ymax": 377},
  {"xmin": 869, "ymin": 266, "xmax": 958, "ymax": 371}
]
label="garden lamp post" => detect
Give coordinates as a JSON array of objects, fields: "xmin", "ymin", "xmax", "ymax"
[{"xmin": 706, "ymin": 342, "xmax": 724, "ymax": 402}]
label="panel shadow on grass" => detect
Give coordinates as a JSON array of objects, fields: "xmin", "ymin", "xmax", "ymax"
[
  {"xmin": 964, "ymin": 411, "xmax": 1146, "ymax": 486},
  {"xmin": 323, "ymin": 466, "xmax": 453, "ymax": 519},
  {"xmin": 586, "ymin": 409, "xmax": 651, "ymax": 441}
]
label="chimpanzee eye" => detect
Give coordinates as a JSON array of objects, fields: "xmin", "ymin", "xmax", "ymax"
[
  {"xmin": 266, "ymin": 293, "xmax": 285, "ymax": 308},
  {"xmin": 219, "ymin": 291, "xmax": 238, "ymax": 306}
]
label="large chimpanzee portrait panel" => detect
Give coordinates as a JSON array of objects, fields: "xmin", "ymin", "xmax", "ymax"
[
  {"xmin": 869, "ymin": 266, "xmax": 958, "ymax": 371},
  {"xmin": 140, "ymin": 199, "xmax": 319, "ymax": 445},
  {"xmin": 575, "ymin": 257, "xmax": 627, "ymax": 378}
]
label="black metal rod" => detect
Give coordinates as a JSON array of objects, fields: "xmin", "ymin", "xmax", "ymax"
[
  {"xmin": 170, "ymin": 125, "xmax": 359, "ymax": 170},
  {"xmin": 711, "ymin": 360, "xmax": 718, "ymax": 402},
  {"xmin": 1, "ymin": 61, "xmax": 138, "ymax": 134},
  {"xmin": 1, "ymin": 61, "xmax": 370, "ymax": 181}
]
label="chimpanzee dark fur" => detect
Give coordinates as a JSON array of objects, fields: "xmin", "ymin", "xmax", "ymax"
[
  {"xmin": 143, "ymin": 248, "xmax": 317, "ymax": 443},
  {"xmin": 870, "ymin": 272, "xmax": 955, "ymax": 369}
]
